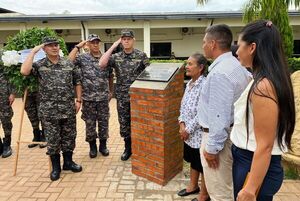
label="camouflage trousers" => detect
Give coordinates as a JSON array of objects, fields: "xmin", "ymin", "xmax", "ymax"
[
  {"xmin": 116, "ymin": 95, "xmax": 131, "ymax": 138},
  {"xmin": 24, "ymin": 92, "xmax": 41, "ymax": 129},
  {"xmin": 81, "ymin": 100, "xmax": 109, "ymax": 142},
  {"xmin": 0, "ymin": 101, "xmax": 13, "ymax": 138},
  {"xmin": 43, "ymin": 117, "xmax": 77, "ymax": 156}
]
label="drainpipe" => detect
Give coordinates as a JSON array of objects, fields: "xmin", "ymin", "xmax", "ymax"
[{"xmin": 81, "ymin": 21, "xmax": 86, "ymax": 40}]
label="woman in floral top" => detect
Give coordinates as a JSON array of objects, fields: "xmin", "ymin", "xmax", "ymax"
[{"xmin": 178, "ymin": 53, "xmax": 210, "ymax": 201}]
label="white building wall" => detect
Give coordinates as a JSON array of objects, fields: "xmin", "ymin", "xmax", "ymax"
[{"xmin": 1, "ymin": 17, "xmax": 300, "ymax": 56}]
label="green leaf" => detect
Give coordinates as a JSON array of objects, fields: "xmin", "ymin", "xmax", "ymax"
[{"xmin": 1, "ymin": 27, "xmax": 69, "ymax": 95}]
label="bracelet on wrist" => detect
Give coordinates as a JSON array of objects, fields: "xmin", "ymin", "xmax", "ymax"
[
  {"xmin": 76, "ymin": 99, "xmax": 82, "ymax": 103},
  {"xmin": 75, "ymin": 45, "xmax": 80, "ymax": 51}
]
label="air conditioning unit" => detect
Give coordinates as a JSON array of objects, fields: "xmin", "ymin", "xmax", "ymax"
[
  {"xmin": 181, "ymin": 27, "xmax": 192, "ymax": 35},
  {"xmin": 105, "ymin": 29, "xmax": 116, "ymax": 36},
  {"xmin": 105, "ymin": 29, "xmax": 112, "ymax": 35}
]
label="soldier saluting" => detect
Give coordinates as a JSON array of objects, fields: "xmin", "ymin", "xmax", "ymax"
[
  {"xmin": 69, "ymin": 34, "xmax": 113, "ymax": 158},
  {"xmin": 99, "ymin": 29, "xmax": 150, "ymax": 161},
  {"xmin": 21, "ymin": 37, "xmax": 83, "ymax": 181}
]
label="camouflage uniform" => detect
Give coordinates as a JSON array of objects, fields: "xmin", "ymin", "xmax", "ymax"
[
  {"xmin": 74, "ymin": 52, "xmax": 112, "ymax": 142},
  {"xmin": 0, "ymin": 67, "xmax": 14, "ymax": 148},
  {"xmin": 31, "ymin": 57, "xmax": 81, "ymax": 156},
  {"xmin": 25, "ymin": 91, "xmax": 46, "ymax": 148},
  {"xmin": 25, "ymin": 91, "xmax": 40, "ymax": 129},
  {"xmin": 108, "ymin": 49, "xmax": 150, "ymax": 138}
]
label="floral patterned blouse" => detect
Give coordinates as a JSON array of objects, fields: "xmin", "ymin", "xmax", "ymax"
[{"xmin": 178, "ymin": 75, "xmax": 206, "ymax": 149}]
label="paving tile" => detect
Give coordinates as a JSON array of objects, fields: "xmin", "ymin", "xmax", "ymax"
[{"xmin": 0, "ymin": 98, "xmax": 299, "ymax": 200}]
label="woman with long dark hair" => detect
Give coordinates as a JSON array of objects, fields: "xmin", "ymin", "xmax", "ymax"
[{"xmin": 230, "ymin": 20, "xmax": 295, "ymax": 201}]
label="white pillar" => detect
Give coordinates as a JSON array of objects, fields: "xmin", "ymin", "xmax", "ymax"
[
  {"xmin": 85, "ymin": 24, "xmax": 89, "ymax": 40},
  {"xmin": 143, "ymin": 21, "xmax": 151, "ymax": 57}
]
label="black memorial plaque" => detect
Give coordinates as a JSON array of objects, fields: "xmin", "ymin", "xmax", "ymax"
[{"xmin": 137, "ymin": 64, "xmax": 179, "ymax": 82}]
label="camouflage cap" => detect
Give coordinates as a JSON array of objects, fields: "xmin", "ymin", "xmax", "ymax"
[
  {"xmin": 121, "ymin": 29, "xmax": 134, "ymax": 38},
  {"xmin": 42, "ymin": 36, "xmax": 59, "ymax": 45},
  {"xmin": 88, "ymin": 34, "xmax": 101, "ymax": 42}
]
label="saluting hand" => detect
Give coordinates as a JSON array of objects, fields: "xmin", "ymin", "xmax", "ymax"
[
  {"xmin": 32, "ymin": 44, "xmax": 45, "ymax": 54},
  {"xmin": 112, "ymin": 38, "xmax": 121, "ymax": 49},
  {"xmin": 77, "ymin": 40, "xmax": 87, "ymax": 48}
]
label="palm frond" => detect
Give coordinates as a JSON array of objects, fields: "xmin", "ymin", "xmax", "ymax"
[{"xmin": 196, "ymin": 0, "xmax": 209, "ymax": 5}]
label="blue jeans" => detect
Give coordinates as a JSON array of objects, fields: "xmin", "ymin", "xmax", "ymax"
[{"xmin": 232, "ymin": 144, "xmax": 283, "ymax": 201}]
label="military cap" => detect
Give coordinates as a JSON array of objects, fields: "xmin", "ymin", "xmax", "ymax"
[
  {"xmin": 121, "ymin": 29, "xmax": 134, "ymax": 38},
  {"xmin": 42, "ymin": 36, "xmax": 59, "ymax": 45},
  {"xmin": 87, "ymin": 34, "xmax": 101, "ymax": 42}
]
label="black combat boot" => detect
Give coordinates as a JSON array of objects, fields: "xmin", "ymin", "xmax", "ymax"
[
  {"xmin": 0, "ymin": 138, "xmax": 3, "ymax": 156},
  {"xmin": 62, "ymin": 151, "xmax": 82, "ymax": 172},
  {"xmin": 89, "ymin": 140, "xmax": 97, "ymax": 158},
  {"xmin": 28, "ymin": 129, "xmax": 41, "ymax": 148},
  {"xmin": 50, "ymin": 154, "xmax": 61, "ymax": 181},
  {"xmin": 99, "ymin": 139, "xmax": 109, "ymax": 156},
  {"xmin": 2, "ymin": 136, "xmax": 12, "ymax": 158},
  {"xmin": 121, "ymin": 137, "xmax": 132, "ymax": 161},
  {"xmin": 39, "ymin": 130, "xmax": 47, "ymax": 148}
]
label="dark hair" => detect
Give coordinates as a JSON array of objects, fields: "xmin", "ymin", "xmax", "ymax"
[
  {"xmin": 190, "ymin": 53, "xmax": 207, "ymax": 75},
  {"xmin": 230, "ymin": 45, "xmax": 238, "ymax": 58},
  {"xmin": 241, "ymin": 20, "xmax": 295, "ymax": 150},
  {"xmin": 205, "ymin": 24, "xmax": 233, "ymax": 50}
]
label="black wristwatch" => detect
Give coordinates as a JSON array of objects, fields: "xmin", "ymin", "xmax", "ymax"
[{"xmin": 75, "ymin": 45, "xmax": 80, "ymax": 51}]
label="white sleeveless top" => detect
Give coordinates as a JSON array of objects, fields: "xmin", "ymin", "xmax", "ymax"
[{"xmin": 230, "ymin": 80, "xmax": 285, "ymax": 155}]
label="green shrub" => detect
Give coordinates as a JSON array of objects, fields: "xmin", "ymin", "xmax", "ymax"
[
  {"xmin": 1, "ymin": 27, "xmax": 68, "ymax": 94},
  {"xmin": 4, "ymin": 27, "xmax": 68, "ymax": 55},
  {"xmin": 284, "ymin": 166, "xmax": 300, "ymax": 180},
  {"xmin": 288, "ymin": 57, "xmax": 300, "ymax": 73}
]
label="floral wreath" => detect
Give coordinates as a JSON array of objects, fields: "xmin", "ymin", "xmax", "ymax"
[{"xmin": 0, "ymin": 27, "xmax": 68, "ymax": 95}]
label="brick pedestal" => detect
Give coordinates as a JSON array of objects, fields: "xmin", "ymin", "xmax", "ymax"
[{"xmin": 130, "ymin": 63, "xmax": 184, "ymax": 185}]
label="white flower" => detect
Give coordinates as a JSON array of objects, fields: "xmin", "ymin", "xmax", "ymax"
[
  {"xmin": 59, "ymin": 50, "xmax": 64, "ymax": 57},
  {"xmin": 2, "ymin": 50, "xmax": 21, "ymax": 66}
]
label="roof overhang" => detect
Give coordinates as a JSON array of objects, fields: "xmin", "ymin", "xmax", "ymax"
[
  {"xmin": 0, "ymin": 11, "xmax": 247, "ymax": 22},
  {"xmin": 0, "ymin": 11, "xmax": 299, "ymax": 23}
]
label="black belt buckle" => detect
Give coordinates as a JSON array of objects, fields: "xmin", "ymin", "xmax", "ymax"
[{"xmin": 200, "ymin": 126, "xmax": 209, "ymax": 133}]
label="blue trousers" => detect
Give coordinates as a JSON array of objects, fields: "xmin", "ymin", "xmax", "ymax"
[{"xmin": 232, "ymin": 144, "xmax": 283, "ymax": 201}]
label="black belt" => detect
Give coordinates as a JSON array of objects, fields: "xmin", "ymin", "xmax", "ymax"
[
  {"xmin": 200, "ymin": 126, "xmax": 209, "ymax": 133},
  {"xmin": 200, "ymin": 123, "xmax": 234, "ymax": 133}
]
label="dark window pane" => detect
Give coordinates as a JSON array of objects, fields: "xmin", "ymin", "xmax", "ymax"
[
  {"xmin": 150, "ymin": 43, "xmax": 171, "ymax": 59},
  {"xmin": 65, "ymin": 42, "xmax": 77, "ymax": 53},
  {"xmin": 293, "ymin": 40, "xmax": 300, "ymax": 56},
  {"xmin": 104, "ymin": 43, "xmax": 122, "ymax": 54}
]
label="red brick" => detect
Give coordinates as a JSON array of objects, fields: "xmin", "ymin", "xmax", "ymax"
[
  {"xmin": 131, "ymin": 88, "xmax": 154, "ymax": 94},
  {"xmin": 148, "ymin": 108, "xmax": 165, "ymax": 115},
  {"xmin": 146, "ymin": 95, "xmax": 165, "ymax": 102},
  {"xmin": 130, "ymin": 94, "xmax": 146, "ymax": 100},
  {"xmin": 131, "ymin": 68, "xmax": 184, "ymax": 185}
]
